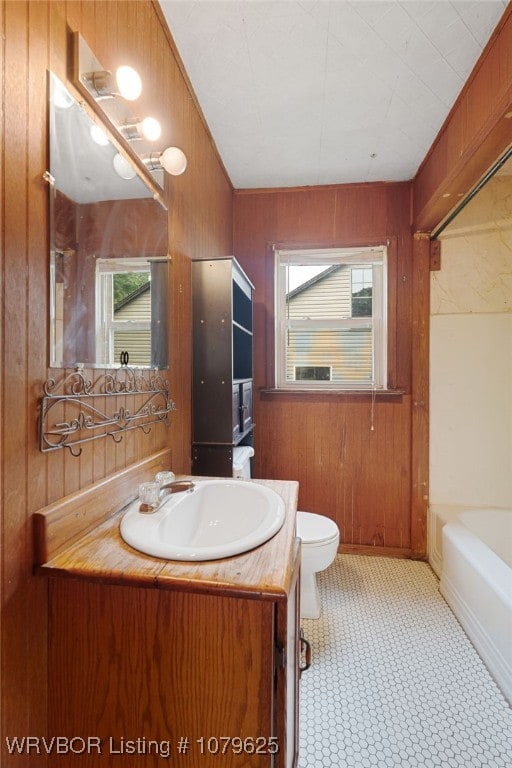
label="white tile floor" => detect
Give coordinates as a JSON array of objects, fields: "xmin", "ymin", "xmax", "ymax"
[{"xmin": 298, "ymin": 554, "xmax": 512, "ymax": 768}]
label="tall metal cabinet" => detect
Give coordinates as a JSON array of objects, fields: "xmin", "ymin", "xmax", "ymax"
[{"xmin": 192, "ymin": 257, "xmax": 255, "ymax": 476}]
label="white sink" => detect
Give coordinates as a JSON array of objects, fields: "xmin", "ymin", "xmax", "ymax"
[{"xmin": 120, "ymin": 479, "xmax": 286, "ymax": 561}]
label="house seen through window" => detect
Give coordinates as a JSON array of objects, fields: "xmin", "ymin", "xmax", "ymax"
[
  {"xmin": 96, "ymin": 258, "xmax": 151, "ymax": 366},
  {"xmin": 275, "ymin": 247, "xmax": 387, "ymax": 389}
]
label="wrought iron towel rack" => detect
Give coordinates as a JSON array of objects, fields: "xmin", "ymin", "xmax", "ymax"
[{"xmin": 39, "ymin": 368, "xmax": 175, "ymax": 456}]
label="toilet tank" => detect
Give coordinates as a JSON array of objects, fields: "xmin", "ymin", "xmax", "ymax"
[{"xmin": 232, "ymin": 446, "xmax": 254, "ymax": 479}]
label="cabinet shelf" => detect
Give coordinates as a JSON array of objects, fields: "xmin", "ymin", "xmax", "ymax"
[{"xmin": 233, "ymin": 320, "xmax": 253, "ymax": 335}]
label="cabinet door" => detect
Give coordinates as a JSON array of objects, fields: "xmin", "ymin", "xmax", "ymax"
[
  {"xmin": 232, "ymin": 384, "xmax": 241, "ymax": 441},
  {"xmin": 241, "ymin": 381, "xmax": 253, "ymax": 434},
  {"xmin": 49, "ymin": 580, "xmax": 276, "ymax": 767},
  {"xmin": 274, "ymin": 540, "xmax": 301, "ymax": 768}
]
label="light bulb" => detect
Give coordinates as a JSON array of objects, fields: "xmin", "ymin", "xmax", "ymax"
[
  {"xmin": 160, "ymin": 146, "xmax": 187, "ymax": 176},
  {"xmin": 90, "ymin": 124, "xmax": 110, "ymax": 146},
  {"xmin": 115, "ymin": 65, "xmax": 142, "ymax": 101},
  {"xmin": 120, "ymin": 117, "xmax": 161, "ymax": 142},
  {"xmin": 141, "ymin": 117, "xmax": 161, "ymax": 142},
  {"xmin": 113, "ymin": 153, "xmax": 137, "ymax": 180}
]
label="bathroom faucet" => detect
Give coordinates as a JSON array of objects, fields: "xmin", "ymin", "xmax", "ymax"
[
  {"xmin": 139, "ymin": 480, "xmax": 195, "ymax": 514},
  {"xmin": 160, "ymin": 480, "xmax": 195, "ymax": 497}
]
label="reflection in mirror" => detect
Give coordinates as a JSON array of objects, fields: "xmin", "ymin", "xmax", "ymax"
[{"xmin": 48, "ymin": 72, "xmax": 169, "ymax": 369}]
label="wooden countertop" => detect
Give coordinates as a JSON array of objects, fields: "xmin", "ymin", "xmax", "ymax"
[{"xmin": 37, "ymin": 477, "xmax": 299, "ymax": 601}]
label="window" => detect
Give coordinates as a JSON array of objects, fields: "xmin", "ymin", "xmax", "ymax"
[
  {"xmin": 295, "ymin": 365, "xmax": 332, "ymax": 381},
  {"xmin": 275, "ymin": 247, "xmax": 387, "ymax": 389},
  {"xmin": 351, "ymin": 267, "xmax": 373, "ymax": 317},
  {"xmin": 96, "ymin": 258, "xmax": 151, "ymax": 366}
]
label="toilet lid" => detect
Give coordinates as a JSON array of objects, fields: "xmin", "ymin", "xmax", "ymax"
[{"xmin": 296, "ymin": 511, "xmax": 339, "ymax": 545}]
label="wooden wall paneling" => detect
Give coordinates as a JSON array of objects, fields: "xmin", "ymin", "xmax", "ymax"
[
  {"xmin": 0, "ymin": 0, "xmax": 4, "ymax": 750},
  {"xmin": 2, "ymin": 0, "xmax": 33, "ymax": 751},
  {"xmin": 47, "ymin": 2, "xmax": 76, "ymax": 505},
  {"xmin": 396, "ymin": 235, "xmax": 413, "ymax": 391},
  {"xmin": 385, "ymin": 236, "xmax": 399, "ymax": 389},
  {"xmin": 2, "ymin": 2, "xmax": 233, "ymax": 762},
  {"xmin": 26, "ymin": 0, "xmax": 52, "ymax": 746},
  {"xmin": 255, "ymin": 393, "xmax": 411, "ymax": 553},
  {"xmin": 92, "ymin": 384, "xmax": 108, "ymax": 483},
  {"xmin": 77, "ymin": 0, "xmax": 97, "ymax": 55},
  {"xmin": 60, "ymin": 386, "xmax": 80, "ymax": 494},
  {"xmin": 410, "ymin": 235, "xmax": 430, "ymax": 558},
  {"xmin": 276, "ymin": 187, "xmax": 337, "ymax": 242},
  {"xmin": 64, "ymin": 2, "xmax": 83, "ymax": 52},
  {"xmin": 233, "ymin": 195, "xmax": 278, "ymax": 394},
  {"xmin": 95, "ymin": 0, "xmax": 109, "ymax": 52},
  {"xmin": 256, "ymin": 396, "xmax": 300, "ymax": 484},
  {"xmin": 93, "ymin": 1, "xmax": 111, "ymax": 70},
  {"xmin": 234, "ymin": 182, "xmax": 414, "ymax": 555},
  {"xmin": 340, "ymin": 399, "xmax": 410, "ymax": 550},
  {"xmin": 413, "ymin": 5, "xmax": 512, "ymax": 232},
  {"xmin": 0, "ymin": 0, "xmax": 4, "ymax": 568},
  {"xmin": 381, "ymin": 396, "xmax": 412, "ymax": 549},
  {"xmin": 333, "ymin": 183, "xmax": 388, "ymax": 241},
  {"xmin": 28, "ymin": 0, "xmax": 51, "ymax": 509},
  {"xmin": 34, "ymin": 448, "xmax": 172, "ymax": 565},
  {"xmin": 386, "ymin": 184, "xmax": 413, "ymax": 390},
  {"xmin": 48, "ymin": 0, "xmax": 67, "ymax": 82}
]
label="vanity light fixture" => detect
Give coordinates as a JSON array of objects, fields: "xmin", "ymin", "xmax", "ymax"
[
  {"xmin": 115, "ymin": 65, "xmax": 143, "ymax": 101},
  {"xmin": 143, "ymin": 147, "xmax": 188, "ymax": 176},
  {"xmin": 81, "ymin": 64, "xmax": 142, "ymax": 102},
  {"xmin": 120, "ymin": 116, "xmax": 162, "ymax": 142},
  {"xmin": 90, "ymin": 124, "xmax": 110, "ymax": 146},
  {"xmin": 74, "ymin": 32, "xmax": 186, "ymax": 188},
  {"xmin": 113, "ymin": 152, "xmax": 137, "ymax": 180}
]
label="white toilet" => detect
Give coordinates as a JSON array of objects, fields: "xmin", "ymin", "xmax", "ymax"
[{"xmin": 296, "ymin": 511, "xmax": 340, "ymax": 619}]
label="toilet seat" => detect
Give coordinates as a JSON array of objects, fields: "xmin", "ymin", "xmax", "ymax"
[{"xmin": 297, "ymin": 511, "xmax": 339, "ymax": 546}]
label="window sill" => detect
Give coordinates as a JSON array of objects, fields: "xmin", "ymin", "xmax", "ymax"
[{"xmin": 259, "ymin": 387, "xmax": 406, "ymax": 401}]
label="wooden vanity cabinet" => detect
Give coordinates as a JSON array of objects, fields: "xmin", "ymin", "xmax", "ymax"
[{"xmin": 47, "ymin": 545, "xmax": 301, "ymax": 768}]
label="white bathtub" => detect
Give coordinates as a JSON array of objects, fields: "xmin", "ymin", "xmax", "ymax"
[{"xmin": 429, "ymin": 505, "xmax": 512, "ymax": 704}]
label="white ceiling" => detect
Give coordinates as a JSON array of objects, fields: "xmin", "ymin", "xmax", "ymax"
[{"xmin": 158, "ymin": 0, "xmax": 508, "ymax": 189}]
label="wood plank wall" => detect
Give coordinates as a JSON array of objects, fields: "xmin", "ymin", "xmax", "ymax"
[
  {"xmin": 0, "ymin": 1, "xmax": 233, "ymax": 762},
  {"xmin": 2, "ymin": 0, "xmax": 510, "ymax": 760},
  {"xmin": 233, "ymin": 182, "xmax": 416, "ymax": 557},
  {"xmin": 413, "ymin": 3, "xmax": 512, "ymax": 232}
]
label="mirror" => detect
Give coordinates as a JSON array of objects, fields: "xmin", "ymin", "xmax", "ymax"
[{"xmin": 48, "ymin": 72, "xmax": 169, "ymax": 369}]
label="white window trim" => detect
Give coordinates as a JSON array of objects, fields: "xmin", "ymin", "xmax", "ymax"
[
  {"xmin": 95, "ymin": 258, "xmax": 151, "ymax": 366},
  {"xmin": 275, "ymin": 246, "xmax": 387, "ymax": 390}
]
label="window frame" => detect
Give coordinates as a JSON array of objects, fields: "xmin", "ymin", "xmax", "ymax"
[
  {"xmin": 274, "ymin": 246, "xmax": 388, "ymax": 390},
  {"xmin": 95, "ymin": 258, "xmax": 151, "ymax": 366}
]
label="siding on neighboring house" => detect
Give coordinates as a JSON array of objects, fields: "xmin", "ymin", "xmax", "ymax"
[
  {"xmin": 288, "ymin": 266, "xmax": 351, "ymax": 318},
  {"xmin": 285, "ymin": 266, "xmax": 372, "ymax": 382},
  {"xmin": 113, "ymin": 284, "xmax": 151, "ymax": 366}
]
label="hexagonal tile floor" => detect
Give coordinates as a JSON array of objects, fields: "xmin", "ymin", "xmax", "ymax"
[{"xmin": 298, "ymin": 554, "xmax": 511, "ymax": 767}]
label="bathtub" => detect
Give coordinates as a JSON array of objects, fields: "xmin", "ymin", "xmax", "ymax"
[{"xmin": 429, "ymin": 505, "xmax": 512, "ymax": 704}]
